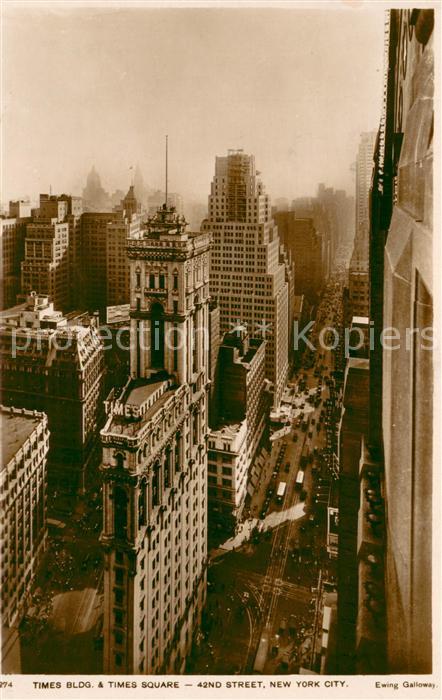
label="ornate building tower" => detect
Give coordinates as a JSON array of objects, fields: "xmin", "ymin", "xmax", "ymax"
[{"xmin": 100, "ymin": 203, "xmax": 211, "ymax": 674}]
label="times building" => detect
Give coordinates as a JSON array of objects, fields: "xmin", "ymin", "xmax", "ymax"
[{"xmin": 100, "ymin": 202, "xmax": 210, "ymax": 673}]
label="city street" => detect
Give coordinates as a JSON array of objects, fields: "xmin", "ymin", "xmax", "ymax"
[
  {"xmin": 19, "ymin": 490, "xmax": 104, "ymax": 674},
  {"xmin": 190, "ymin": 276, "xmax": 344, "ymax": 674}
]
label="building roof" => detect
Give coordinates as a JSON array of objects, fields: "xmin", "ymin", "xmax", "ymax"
[
  {"xmin": 210, "ymin": 420, "xmax": 247, "ymax": 449},
  {"xmin": 103, "ymin": 377, "xmax": 179, "ymax": 438},
  {"xmin": 125, "ymin": 380, "xmax": 166, "ymax": 408},
  {"xmin": 1, "ymin": 406, "xmax": 46, "ymax": 467}
]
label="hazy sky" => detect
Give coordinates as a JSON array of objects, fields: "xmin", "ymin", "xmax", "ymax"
[{"xmin": 2, "ymin": 2, "xmax": 386, "ymax": 207}]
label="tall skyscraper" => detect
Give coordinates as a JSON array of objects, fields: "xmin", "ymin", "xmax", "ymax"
[
  {"xmin": 21, "ymin": 195, "xmax": 72, "ymax": 312},
  {"xmin": 100, "ymin": 202, "xmax": 210, "ymax": 673},
  {"xmin": 202, "ymin": 150, "xmax": 289, "ymax": 408},
  {"xmin": 348, "ymin": 132, "xmax": 377, "ymax": 317},
  {"xmin": 274, "ymin": 212, "xmax": 322, "ymax": 304}
]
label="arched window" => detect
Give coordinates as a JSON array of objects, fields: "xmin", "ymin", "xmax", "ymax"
[
  {"xmin": 173, "ymin": 271, "xmax": 178, "ymax": 290},
  {"xmin": 152, "ymin": 462, "xmax": 160, "ymax": 506},
  {"xmin": 138, "ymin": 479, "xmax": 147, "ymax": 528},
  {"xmin": 115, "ymin": 453, "xmax": 124, "ymax": 469},
  {"xmin": 150, "ymin": 302, "xmax": 165, "ymax": 368},
  {"xmin": 192, "ymin": 314, "xmax": 198, "ymax": 374},
  {"xmin": 192, "ymin": 410, "xmax": 199, "ymax": 446},
  {"xmin": 164, "ymin": 449, "xmax": 171, "ymax": 489},
  {"xmin": 175, "ymin": 433, "xmax": 181, "ymax": 472},
  {"xmin": 114, "ymin": 486, "xmax": 128, "ymax": 538}
]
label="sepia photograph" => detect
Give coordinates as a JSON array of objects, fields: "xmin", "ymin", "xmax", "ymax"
[{"xmin": 0, "ymin": 1, "xmax": 439, "ymax": 697}]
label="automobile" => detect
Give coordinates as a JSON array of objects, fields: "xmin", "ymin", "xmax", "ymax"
[
  {"xmin": 278, "ymin": 617, "xmax": 287, "ymax": 634},
  {"xmin": 280, "ymin": 651, "xmax": 291, "ymax": 670},
  {"xmin": 284, "ymin": 463, "xmax": 290, "ymax": 473},
  {"xmin": 242, "ymin": 591, "xmax": 250, "ymax": 604},
  {"xmin": 271, "ymin": 635, "xmax": 280, "ymax": 656},
  {"xmin": 267, "ymin": 487, "xmax": 274, "ymax": 497},
  {"xmin": 292, "ymin": 434, "xmax": 298, "ymax": 442},
  {"xmin": 311, "ymin": 418, "xmax": 316, "ymax": 425},
  {"xmin": 308, "ymin": 431, "xmax": 313, "ymax": 438},
  {"xmin": 317, "ymin": 424, "xmax": 321, "ymax": 432},
  {"xmin": 300, "ymin": 490, "xmax": 307, "ymax": 501}
]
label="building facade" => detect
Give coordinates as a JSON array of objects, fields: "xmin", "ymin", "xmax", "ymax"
[
  {"xmin": 100, "ymin": 203, "xmax": 210, "ymax": 673},
  {"xmin": 0, "ymin": 292, "xmax": 104, "ymax": 493},
  {"xmin": 202, "ymin": 151, "xmax": 289, "ymax": 408},
  {"xmin": 0, "ymin": 204, "xmax": 29, "ymax": 310},
  {"xmin": 208, "ymin": 300, "xmax": 221, "ymax": 429},
  {"xmin": 274, "ymin": 212, "xmax": 322, "ymax": 305},
  {"xmin": 336, "ymin": 353, "xmax": 371, "ymax": 674},
  {"xmin": 348, "ymin": 132, "xmax": 377, "ymax": 317},
  {"xmin": 80, "ymin": 211, "xmax": 120, "ymax": 314},
  {"xmin": 1, "ymin": 405, "xmax": 49, "ymax": 671},
  {"xmin": 335, "ymin": 8, "xmax": 434, "ymax": 675},
  {"xmin": 21, "ymin": 197, "xmax": 70, "ymax": 312},
  {"xmin": 208, "ymin": 421, "xmax": 248, "ymax": 532},
  {"xmin": 208, "ymin": 330, "xmax": 268, "ymax": 531},
  {"xmin": 81, "ymin": 186, "xmax": 141, "ymax": 315},
  {"xmin": 216, "ymin": 331, "xmax": 267, "ymax": 468},
  {"xmin": 279, "ymin": 245, "xmax": 296, "ymax": 371},
  {"xmin": 378, "ymin": 8, "xmax": 433, "ymax": 674},
  {"xmin": 107, "ymin": 221, "xmax": 141, "ymax": 308}
]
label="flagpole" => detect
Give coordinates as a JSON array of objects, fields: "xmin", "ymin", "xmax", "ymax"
[{"xmin": 165, "ymin": 135, "xmax": 168, "ymax": 208}]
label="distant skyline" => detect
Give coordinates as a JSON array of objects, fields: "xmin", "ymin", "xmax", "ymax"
[{"xmin": 2, "ymin": 2, "xmax": 385, "ymax": 210}]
